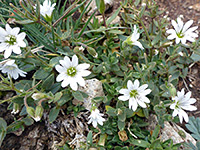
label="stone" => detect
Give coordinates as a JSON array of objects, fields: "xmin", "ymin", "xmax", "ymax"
[
  {"xmin": 74, "ymin": 78, "xmax": 105, "ymax": 110},
  {"xmin": 147, "ymin": 115, "xmax": 196, "ymax": 147},
  {"xmin": 160, "ymin": 121, "xmax": 196, "ymax": 146},
  {"xmin": 86, "ymin": 0, "xmax": 114, "ymax": 15}
]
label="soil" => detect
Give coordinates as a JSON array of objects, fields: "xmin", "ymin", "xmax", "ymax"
[{"xmin": 0, "ymin": 0, "xmax": 200, "ymax": 149}]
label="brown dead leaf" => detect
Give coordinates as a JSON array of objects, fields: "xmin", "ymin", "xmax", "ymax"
[{"xmin": 118, "ymin": 130, "xmax": 128, "ymax": 142}]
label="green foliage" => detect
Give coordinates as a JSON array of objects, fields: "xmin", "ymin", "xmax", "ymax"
[
  {"xmin": 186, "ymin": 117, "xmax": 200, "ymax": 140},
  {"xmin": 0, "ymin": 0, "xmax": 198, "ymax": 149}
]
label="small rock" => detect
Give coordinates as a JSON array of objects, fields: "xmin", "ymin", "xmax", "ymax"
[
  {"xmin": 74, "ymin": 78, "xmax": 105, "ymax": 110},
  {"xmin": 109, "ymin": 15, "xmax": 121, "ymax": 24},
  {"xmin": 86, "ymin": 0, "xmax": 114, "ymax": 15},
  {"xmin": 160, "ymin": 121, "xmax": 196, "ymax": 146},
  {"xmin": 147, "ymin": 115, "xmax": 196, "ymax": 147}
]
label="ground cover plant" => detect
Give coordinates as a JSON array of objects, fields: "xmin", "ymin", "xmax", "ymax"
[{"xmin": 0, "ymin": 0, "xmax": 200, "ymax": 149}]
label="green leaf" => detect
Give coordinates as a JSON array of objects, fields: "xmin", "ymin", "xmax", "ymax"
[
  {"xmin": 78, "ymin": 10, "xmax": 96, "ymax": 38},
  {"xmin": 57, "ymin": 93, "xmax": 72, "ymax": 106},
  {"xmin": 22, "ymin": 117, "xmax": 34, "ymax": 126},
  {"xmin": 129, "ymin": 139, "xmax": 150, "ymax": 148},
  {"xmin": 106, "ymin": 105, "xmax": 116, "ymax": 116},
  {"xmin": 15, "ymin": 19, "xmax": 35, "ymax": 24},
  {"xmin": 72, "ymin": 91, "xmax": 84, "ymax": 102},
  {"xmin": 49, "ymin": 107, "xmax": 60, "ymax": 123},
  {"xmin": 99, "ymin": 0, "xmax": 105, "ymax": 14},
  {"xmin": 34, "ymin": 67, "xmax": 52, "ymax": 80},
  {"xmin": 41, "ymin": 74, "xmax": 54, "ymax": 91},
  {"xmin": 0, "ymin": 118, "xmax": 7, "ymax": 131},
  {"xmin": 108, "ymin": 30, "xmax": 124, "ymax": 34},
  {"xmin": 6, "ymin": 121, "xmax": 24, "ymax": 134},
  {"xmin": 0, "ymin": 130, "xmax": 6, "ymax": 147},
  {"xmin": 95, "ymin": 0, "xmax": 100, "ymax": 11},
  {"xmin": 0, "ymin": 82, "xmax": 11, "ymax": 91},
  {"xmin": 118, "ymin": 109, "xmax": 126, "ymax": 122},
  {"xmin": 87, "ymin": 131, "xmax": 93, "ymax": 144},
  {"xmin": 151, "ymin": 125, "xmax": 160, "ymax": 140},
  {"xmin": 185, "ymin": 116, "xmax": 200, "ymax": 140},
  {"xmin": 118, "ymin": 120, "xmax": 125, "ymax": 131},
  {"xmin": 54, "ymin": 92, "xmax": 63, "ymax": 103}
]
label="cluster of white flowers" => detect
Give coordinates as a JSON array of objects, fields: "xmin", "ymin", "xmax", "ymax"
[
  {"xmin": 0, "ymin": 59, "xmax": 27, "ymax": 80},
  {"xmin": 88, "ymin": 108, "xmax": 106, "ymax": 128},
  {"xmin": 166, "ymin": 17, "xmax": 198, "ymax": 45},
  {"xmin": 170, "ymin": 88, "xmax": 197, "ymax": 123},
  {"xmin": 55, "ymin": 55, "xmax": 91, "ymax": 91},
  {"xmin": 118, "ymin": 80, "xmax": 151, "ymax": 111},
  {"xmin": 36, "ymin": 0, "xmax": 56, "ymax": 20},
  {"xmin": 126, "ymin": 25, "xmax": 144, "ymax": 49},
  {"xmin": 0, "ymin": 24, "xmax": 26, "ymax": 58}
]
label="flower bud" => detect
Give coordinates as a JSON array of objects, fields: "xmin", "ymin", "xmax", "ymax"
[
  {"xmin": 11, "ymin": 103, "xmax": 20, "ymax": 114},
  {"xmin": 34, "ymin": 105, "xmax": 44, "ymax": 122},
  {"xmin": 169, "ymin": 84, "xmax": 177, "ymax": 97},
  {"xmin": 74, "ymin": 46, "xmax": 85, "ymax": 53},
  {"xmin": 26, "ymin": 106, "xmax": 35, "ymax": 118},
  {"xmin": 32, "ymin": 93, "xmax": 45, "ymax": 100},
  {"xmin": 87, "ymin": 47, "xmax": 98, "ymax": 58}
]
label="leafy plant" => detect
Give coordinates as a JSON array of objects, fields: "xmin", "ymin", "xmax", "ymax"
[{"xmin": 186, "ymin": 116, "xmax": 200, "ymax": 140}]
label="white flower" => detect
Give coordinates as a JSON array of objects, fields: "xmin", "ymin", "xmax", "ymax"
[
  {"xmin": 166, "ymin": 17, "xmax": 198, "ymax": 45},
  {"xmin": 170, "ymin": 88, "xmax": 197, "ymax": 123},
  {"xmin": 0, "ymin": 24, "xmax": 26, "ymax": 58},
  {"xmin": 0, "ymin": 59, "xmax": 27, "ymax": 79},
  {"xmin": 39, "ymin": 0, "xmax": 56, "ymax": 18},
  {"xmin": 88, "ymin": 109, "xmax": 105, "ymax": 128},
  {"xmin": 118, "ymin": 80, "xmax": 151, "ymax": 111},
  {"xmin": 31, "ymin": 93, "xmax": 45, "ymax": 100},
  {"xmin": 129, "ymin": 25, "xmax": 144, "ymax": 49},
  {"xmin": 55, "ymin": 55, "xmax": 91, "ymax": 91}
]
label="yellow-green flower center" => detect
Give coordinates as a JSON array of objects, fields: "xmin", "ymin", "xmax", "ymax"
[
  {"xmin": 130, "ymin": 90, "xmax": 138, "ymax": 98},
  {"xmin": 175, "ymin": 101, "xmax": 180, "ymax": 109},
  {"xmin": 5, "ymin": 35, "xmax": 17, "ymax": 45},
  {"xmin": 176, "ymin": 32, "xmax": 184, "ymax": 38},
  {"xmin": 66, "ymin": 67, "xmax": 77, "ymax": 77},
  {"xmin": 5, "ymin": 66, "xmax": 16, "ymax": 70}
]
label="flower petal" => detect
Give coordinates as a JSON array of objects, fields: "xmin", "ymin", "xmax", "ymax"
[
  {"xmin": 119, "ymin": 89, "xmax": 129, "ymax": 95},
  {"xmin": 137, "ymin": 99, "xmax": 147, "ymax": 108},
  {"xmin": 61, "ymin": 78, "xmax": 70, "ymax": 88},
  {"xmin": 133, "ymin": 79, "xmax": 140, "ymax": 89},
  {"xmin": 13, "ymin": 46, "xmax": 21, "ymax": 54},
  {"xmin": 133, "ymin": 41, "xmax": 144, "ymax": 49},
  {"xmin": 129, "ymin": 98, "xmax": 138, "ymax": 111},
  {"xmin": 79, "ymin": 70, "xmax": 91, "ymax": 77},
  {"xmin": 76, "ymin": 76, "xmax": 85, "ymax": 87},
  {"xmin": 11, "ymin": 27, "xmax": 20, "ymax": 36},
  {"xmin": 70, "ymin": 81, "xmax": 78, "ymax": 91},
  {"xmin": 76, "ymin": 63, "xmax": 90, "ymax": 71},
  {"xmin": 56, "ymin": 73, "xmax": 66, "ymax": 82},
  {"xmin": 182, "ymin": 20, "xmax": 193, "ymax": 33},
  {"xmin": 72, "ymin": 55, "xmax": 78, "ymax": 67},
  {"xmin": 5, "ymin": 24, "xmax": 12, "ymax": 33},
  {"xmin": 4, "ymin": 48, "xmax": 12, "ymax": 58},
  {"xmin": 118, "ymin": 95, "xmax": 129, "ymax": 101},
  {"xmin": 55, "ymin": 65, "xmax": 65, "ymax": 73},
  {"xmin": 0, "ymin": 43, "xmax": 7, "ymax": 52}
]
